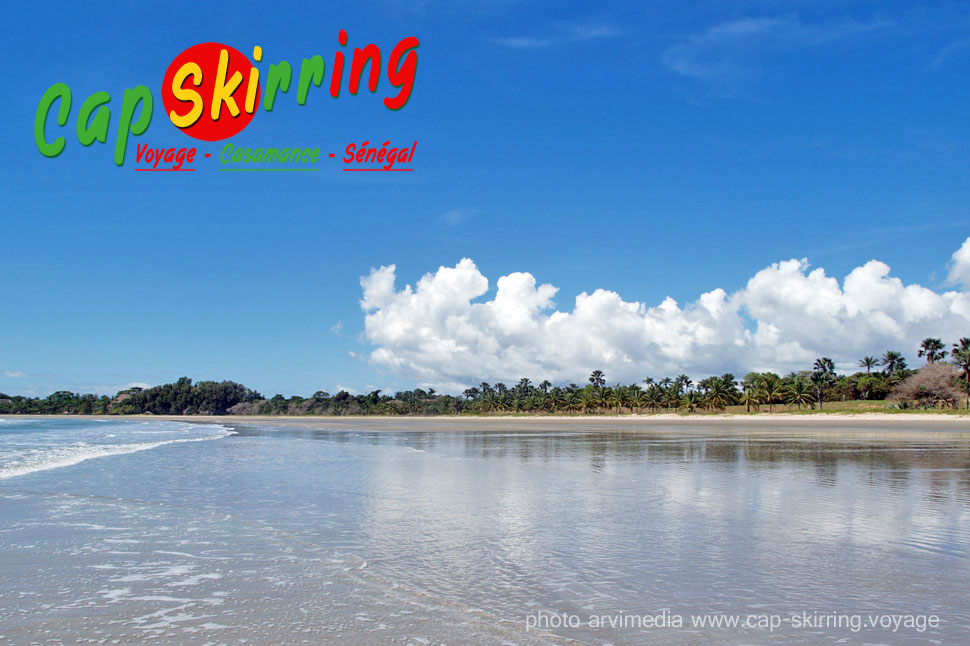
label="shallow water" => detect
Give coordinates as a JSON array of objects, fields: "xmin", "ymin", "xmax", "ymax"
[{"xmin": 1, "ymin": 419, "xmax": 968, "ymax": 645}]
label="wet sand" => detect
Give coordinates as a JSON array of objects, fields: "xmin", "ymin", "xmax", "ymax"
[
  {"xmin": 56, "ymin": 413, "xmax": 970, "ymax": 440},
  {"xmin": 3, "ymin": 416, "xmax": 969, "ymax": 645}
]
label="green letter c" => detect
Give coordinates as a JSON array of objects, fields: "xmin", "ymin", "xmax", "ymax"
[{"xmin": 35, "ymin": 83, "xmax": 72, "ymax": 158}]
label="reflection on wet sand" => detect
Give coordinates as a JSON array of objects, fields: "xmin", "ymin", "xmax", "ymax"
[{"xmin": 1, "ymin": 420, "xmax": 968, "ymax": 645}]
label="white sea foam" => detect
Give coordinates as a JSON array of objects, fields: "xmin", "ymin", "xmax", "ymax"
[
  {"xmin": 0, "ymin": 421, "xmax": 232, "ymax": 479},
  {"xmin": 0, "ymin": 435, "xmax": 231, "ymax": 479}
]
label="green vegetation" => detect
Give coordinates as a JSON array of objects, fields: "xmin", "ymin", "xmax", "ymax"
[
  {"xmin": 3, "ymin": 340, "xmax": 970, "ymax": 417},
  {"xmin": 0, "ymin": 379, "xmax": 260, "ymax": 416}
]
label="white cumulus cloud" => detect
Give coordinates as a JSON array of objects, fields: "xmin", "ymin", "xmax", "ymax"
[
  {"xmin": 948, "ymin": 237, "xmax": 970, "ymax": 288},
  {"xmin": 359, "ymin": 240, "xmax": 970, "ymax": 390}
]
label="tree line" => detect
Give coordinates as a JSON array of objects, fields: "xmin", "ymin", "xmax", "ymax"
[{"xmin": 2, "ymin": 337, "xmax": 969, "ymax": 416}]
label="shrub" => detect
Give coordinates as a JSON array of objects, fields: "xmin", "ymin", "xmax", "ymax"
[{"xmin": 890, "ymin": 363, "xmax": 962, "ymax": 409}]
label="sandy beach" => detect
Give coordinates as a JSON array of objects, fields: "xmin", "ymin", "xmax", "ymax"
[
  {"xmin": 35, "ymin": 412, "xmax": 970, "ymax": 440},
  {"xmin": 2, "ymin": 415, "xmax": 969, "ymax": 645}
]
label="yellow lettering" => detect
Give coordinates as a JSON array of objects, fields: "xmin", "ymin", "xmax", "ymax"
[
  {"xmin": 246, "ymin": 46, "xmax": 262, "ymax": 114},
  {"xmin": 211, "ymin": 49, "xmax": 242, "ymax": 120},
  {"xmin": 169, "ymin": 62, "xmax": 203, "ymax": 128}
]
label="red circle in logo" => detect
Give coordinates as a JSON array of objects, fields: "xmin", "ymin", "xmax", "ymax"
[{"xmin": 161, "ymin": 42, "xmax": 260, "ymax": 141}]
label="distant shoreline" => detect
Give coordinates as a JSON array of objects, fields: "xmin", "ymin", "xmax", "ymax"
[
  {"xmin": 8, "ymin": 412, "xmax": 970, "ymax": 439},
  {"xmin": 8, "ymin": 411, "xmax": 970, "ymax": 423}
]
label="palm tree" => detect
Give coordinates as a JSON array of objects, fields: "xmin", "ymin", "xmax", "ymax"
[
  {"xmin": 812, "ymin": 357, "xmax": 835, "ymax": 410},
  {"xmin": 740, "ymin": 375, "xmax": 757, "ymax": 412},
  {"xmin": 621, "ymin": 386, "xmax": 634, "ymax": 412},
  {"xmin": 607, "ymin": 387, "xmax": 626, "ymax": 414},
  {"xmin": 880, "ymin": 350, "xmax": 906, "ymax": 375},
  {"xmin": 679, "ymin": 391, "xmax": 702, "ymax": 414},
  {"xmin": 918, "ymin": 338, "xmax": 947, "ymax": 363},
  {"xmin": 591, "ymin": 387, "xmax": 607, "ymax": 412},
  {"xmin": 951, "ymin": 343, "xmax": 970, "ymax": 409},
  {"xmin": 527, "ymin": 392, "xmax": 546, "ymax": 413},
  {"xmin": 703, "ymin": 380, "xmax": 735, "ymax": 412},
  {"xmin": 588, "ymin": 370, "xmax": 606, "ymax": 388},
  {"xmin": 481, "ymin": 392, "xmax": 500, "ymax": 412},
  {"xmin": 858, "ymin": 356, "xmax": 877, "ymax": 374},
  {"xmin": 549, "ymin": 388, "xmax": 565, "ymax": 413},
  {"xmin": 738, "ymin": 389, "xmax": 761, "ymax": 413},
  {"xmin": 696, "ymin": 376, "xmax": 713, "ymax": 393},
  {"xmin": 720, "ymin": 374, "xmax": 739, "ymax": 399},
  {"xmin": 787, "ymin": 379, "xmax": 815, "ymax": 409},
  {"xmin": 578, "ymin": 389, "xmax": 597, "ymax": 414},
  {"xmin": 563, "ymin": 391, "xmax": 579, "ymax": 413},
  {"xmin": 757, "ymin": 374, "xmax": 786, "ymax": 413},
  {"xmin": 663, "ymin": 387, "xmax": 681, "ymax": 411},
  {"xmin": 630, "ymin": 389, "xmax": 648, "ymax": 414}
]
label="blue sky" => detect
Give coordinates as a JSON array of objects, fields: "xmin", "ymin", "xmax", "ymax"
[{"xmin": 2, "ymin": 1, "xmax": 970, "ymax": 397}]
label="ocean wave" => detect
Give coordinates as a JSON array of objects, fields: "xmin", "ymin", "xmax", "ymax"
[{"xmin": 0, "ymin": 425, "xmax": 232, "ymax": 479}]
